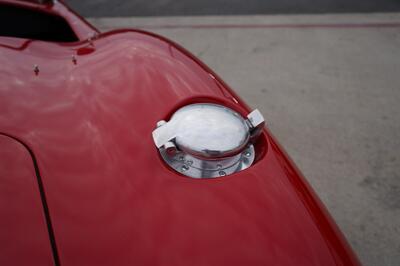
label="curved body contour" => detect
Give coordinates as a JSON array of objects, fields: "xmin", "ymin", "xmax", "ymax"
[{"xmin": 0, "ymin": 1, "xmax": 361, "ymax": 265}]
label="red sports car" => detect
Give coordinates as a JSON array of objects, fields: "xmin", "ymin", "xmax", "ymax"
[{"xmin": 0, "ymin": 0, "xmax": 361, "ymax": 265}]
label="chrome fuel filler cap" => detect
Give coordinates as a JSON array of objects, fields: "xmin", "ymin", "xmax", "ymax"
[{"xmin": 152, "ymin": 103, "xmax": 265, "ymax": 178}]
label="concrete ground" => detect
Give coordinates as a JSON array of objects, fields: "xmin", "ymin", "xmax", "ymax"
[{"xmin": 88, "ymin": 13, "xmax": 400, "ymax": 266}]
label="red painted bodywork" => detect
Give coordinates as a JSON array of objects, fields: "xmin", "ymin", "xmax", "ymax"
[
  {"xmin": 0, "ymin": 1, "xmax": 361, "ymax": 265},
  {"xmin": 0, "ymin": 134, "xmax": 54, "ymax": 266}
]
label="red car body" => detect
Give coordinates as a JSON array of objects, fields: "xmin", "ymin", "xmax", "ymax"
[{"xmin": 0, "ymin": 1, "xmax": 361, "ymax": 265}]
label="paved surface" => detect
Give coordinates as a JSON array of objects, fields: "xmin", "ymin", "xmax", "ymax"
[
  {"xmin": 88, "ymin": 13, "xmax": 400, "ymax": 266},
  {"xmin": 67, "ymin": 0, "xmax": 400, "ymax": 17}
]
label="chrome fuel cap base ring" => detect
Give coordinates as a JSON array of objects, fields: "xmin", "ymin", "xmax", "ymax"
[{"xmin": 159, "ymin": 144, "xmax": 255, "ymax": 178}]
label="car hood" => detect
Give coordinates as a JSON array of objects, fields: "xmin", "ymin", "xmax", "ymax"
[{"xmin": 0, "ymin": 31, "xmax": 360, "ymax": 266}]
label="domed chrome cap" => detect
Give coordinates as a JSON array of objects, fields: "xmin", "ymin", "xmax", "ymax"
[
  {"xmin": 152, "ymin": 103, "xmax": 265, "ymax": 178},
  {"xmin": 171, "ymin": 104, "xmax": 249, "ymax": 158}
]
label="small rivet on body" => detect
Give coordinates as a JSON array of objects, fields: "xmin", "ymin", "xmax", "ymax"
[
  {"xmin": 219, "ymin": 171, "xmax": 226, "ymax": 176},
  {"xmin": 33, "ymin": 64, "xmax": 39, "ymax": 75}
]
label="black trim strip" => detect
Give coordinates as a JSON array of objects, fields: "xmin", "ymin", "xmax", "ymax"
[{"xmin": 0, "ymin": 133, "xmax": 60, "ymax": 266}]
